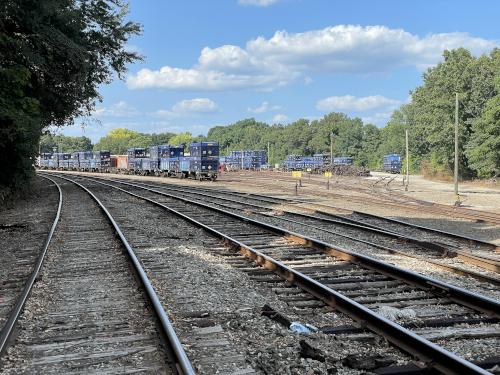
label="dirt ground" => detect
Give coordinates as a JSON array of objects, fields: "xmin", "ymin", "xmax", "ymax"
[
  {"xmin": 45, "ymin": 169, "xmax": 500, "ymax": 245},
  {"xmin": 369, "ymin": 171, "xmax": 500, "ymax": 211}
]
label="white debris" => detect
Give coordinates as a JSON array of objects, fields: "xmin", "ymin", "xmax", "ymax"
[{"xmin": 378, "ymin": 306, "xmax": 417, "ymax": 321}]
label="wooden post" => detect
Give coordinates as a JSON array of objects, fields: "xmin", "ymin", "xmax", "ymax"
[
  {"xmin": 405, "ymin": 129, "xmax": 409, "ymax": 191},
  {"xmin": 454, "ymin": 93, "xmax": 459, "ymax": 196}
]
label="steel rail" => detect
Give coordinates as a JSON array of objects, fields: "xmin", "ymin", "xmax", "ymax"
[
  {"xmin": 104, "ymin": 175, "xmax": 500, "ymax": 254},
  {"xmin": 49, "ymin": 174, "xmax": 195, "ymax": 375},
  {"xmin": 227, "ymin": 186, "xmax": 500, "ymax": 255},
  {"xmin": 249, "ymin": 172, "xmax": 500, "ymax": 225},
  {"xmin": 88, "ymin": 177, "xmax": 500, "ymax": 278},
  {"xmin": 0, "ymin": 175, "xmax": 63, "ymax": 356},
  {"xmin": 63, "ymin": 173, "xmax": 495, "ymax": 375},
  {"xmin": 77, "ymin": 175, "xmax": 500, "ymax": 317},
  {"xmin": 255, "ymin": 211, "xmax": 500, "ymax": 286}
]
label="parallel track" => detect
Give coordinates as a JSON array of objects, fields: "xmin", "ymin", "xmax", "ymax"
[
  {"xmin": 89, "ymin": 176, "xmax": 500, "ymax": 282},
  {"xmin": 230, "ymin": 172, "xmax": 500, "ymax": 226},
  {"xmin": 1, "ymin": 175, "xmax": 194, "ymax": 374},
  {"xmin": 58, "ymin": 172, "xmax": 500, "ymax": 375}
]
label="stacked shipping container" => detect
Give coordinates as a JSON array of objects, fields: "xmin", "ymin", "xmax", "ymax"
[{"xmin": 223, "ymin": 150, "xmax": 267, "ymax": 170}]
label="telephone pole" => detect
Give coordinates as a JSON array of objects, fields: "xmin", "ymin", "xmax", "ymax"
[
  {"xmin": 454, "ymin": 93, "xmax": 459, "ymax": 196},
  {"xmin": 267, "ymin": 141, "xmax": 270, "ymax": 165},
  {"xmin": 330, "ymin": 132, "xmax": 334, "ymax": 165},
  {"xmin": 405, "ymin": 129, "xmax": 409, "ymax": 191}
]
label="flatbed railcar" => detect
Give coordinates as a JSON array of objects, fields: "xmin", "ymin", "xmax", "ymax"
[{"xmin": 38, "ymin": 141, "xmax": 220, "ymax": 181}]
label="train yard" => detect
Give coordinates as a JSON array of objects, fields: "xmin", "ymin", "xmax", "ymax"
[{"xmin": 1, "ymin": 170, "xmax": 499, "ymax": 374}]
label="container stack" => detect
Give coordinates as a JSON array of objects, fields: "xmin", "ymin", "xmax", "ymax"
[
  {"xmin": 53, "ymin": 153, "xmax": 71, "ymax": 169},
  {"xmin": 77, "ymin": 151, "xmax": 93, "ymax": 170},
  {"xmin": 127, "ymin": 148, "xmax": 145, "ymax": 171},
  {"xmin": 333, "ymin": 156, "xmax": 354, "ymax": 165},
  {"xmin": 226, "ymin": 150, "xmax": 267, "ymax": 170},
  {"xmin": 302, "ymin": 156, "xmax": 322, "ymax": 172},
  {"xmin": 69, "ymin": 152, "xmax": 80, "ymax": 169},
  {"xmin": 150, "ymin": 145, "xmax": 184, "ymax": 172},
  {"xmin": 283, "ymin": 155, "xmax": 303, "ymax": 171},
  {"xmin": 38, "ymin": 153, "xmax": 52, "ymax": 168},
  {"xmin": 91, "ymin": 151, "xmax": 111, "ymax": 169},
  {"xmin": 189, "ymin": 141, "xmax": 219, "ymax": 176}
]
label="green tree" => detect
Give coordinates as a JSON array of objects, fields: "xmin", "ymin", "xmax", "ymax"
[
  {"xmin": 151, "ymin": 132, "xmax": 176, "ymax": 145},
  {"xmin": 40, "ymin": 134, "xmax": 93, "ymax": 153},
  {"xmin": 0, "ymin": 0, "xmax": 141, "ymax": 199},
  {"xmin": 94, "ymin": 128, "xmax": 141, "ymax": 154},
  {"xmin": 401, "ymin": 48, "xmax": 499, "ymax": 177},
  {"xmin": 466, "ymin": 74, "xmax": 500, "ymax": 177},
  {"xmin": 358, "ymin": 124, "xmax": 381, "ymax": 168},
  {"xmin": 169, "ymin": 132, "xmax": 195, "ymax": 147}
]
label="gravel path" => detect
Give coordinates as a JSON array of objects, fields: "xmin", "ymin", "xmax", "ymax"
[{"xmin": 0, "ymin": 177, "xmax": 58, "ymax": 328}]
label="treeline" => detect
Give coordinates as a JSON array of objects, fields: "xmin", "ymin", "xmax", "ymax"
[
  {"xmin": 208, "ymin": 115, "xmax": 387, "ymax": 168},
  {"xmin": 40, "ymin": 134, "xmax": 93, "ymax": 153},
  {"xmin": 209, "ymin": 47, "xmax": 500, "ymax": 178},
  {"xmin": 43, "ymin": 47, "xmax": 500, "ymax": 179},
  {"xmin": 92, "ymin": 129, "xmax": 202, "ymax": 154},
  {"xmin": 395, "ymin": 48, "xmax": 499, "ymax": 178}
]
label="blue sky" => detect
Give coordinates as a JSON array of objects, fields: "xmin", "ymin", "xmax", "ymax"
[{"xmin": 62, "ymin": 0, "xmax": 500, "ymax": 142}]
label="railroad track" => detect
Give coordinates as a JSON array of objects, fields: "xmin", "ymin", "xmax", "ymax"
[
  {"xmin": 55, "ymin": 172, "xmax": 500, "ymax": 375},
  {"xmin": 230, "ymin": 172, "xmax": 500, "ymax": 226},
  {"xmin": 88, "ymin": 175, "xmax": 500, "ymax": 284},
  {"xmin": 0, "ymin": 175, "xmax": 193, "ymax": 374},
  {"xmin": 107, "ymin": 173, "xmax": 500, "ymax": 253}
]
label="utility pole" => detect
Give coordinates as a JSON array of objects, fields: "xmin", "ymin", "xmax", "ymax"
[
  {"xmin": 267, "ymin": 141, "xmax": 270, "ymax": 165},
  {"xmin": 330, "ymin": 132, "xmax": 334, "ymax": 166},
  {"xmin": 454, "ymin": 93, "xmax": 459, "ymax": 197},
  {"xmin": 405, "ymin": 129, "xmax": 409, "ymax": 191}
]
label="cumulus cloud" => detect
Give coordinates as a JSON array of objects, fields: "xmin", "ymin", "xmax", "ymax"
[
  {"xmin": 272, "ymin": 114, "xmax": 288, "ymax": 123},
  {"xmin": 172, "ymin": 98, "xmax": 218, "ymax": 113},
  {"xmin": 361, "ymin": 111, "xmax": 394, "ymax": 126},
  {"xmin": 152, "ymin": 98, "xmax": 218, "ymax": 118},
  {"xmin": 238, "ymin": 0, "xmax": 280, "ymax": 6},
  {"xmin": 316, "ymin": 95, "xmax": 400, "ymax": 112},
  {"xmin": 93, "ymin": 101, "xmax": 140, "ymax": 117},
  {"xmin": 127, "ymin": 65, "xmax": 290, "ymax": 90},
  {"xmin": 248, "ymin": 101, "xmax": 282, "ymax": 113},
  {"xmin": 127, "ymin": 25, "xmax": 498, "ymax": 91}
]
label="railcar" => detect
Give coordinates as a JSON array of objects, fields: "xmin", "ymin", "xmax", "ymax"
[
  {"xmin": 38, "ymin": 153, "xmax": 52, "ymax": 169},
  {"xmin": 383, "ymin": 154, "xmax": 402, "ymax": 173},
  {"xmin": 38, "ymin": 142, "xmax": 219, "ymax": 181}
]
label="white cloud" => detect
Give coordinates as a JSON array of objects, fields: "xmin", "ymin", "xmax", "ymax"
[
  {"xmin": 316, "ymin": 95, "xmax": 400, "ymax": 112},
  {"xmin": 361, "ymin": 111, "xmax": 394, "ymax": 126},
  {"xmin": 152, "ymin": 98, "xmax": 218, "ymax": 118},
  {"xmin": 93, "ymin": 101, "xmax": 140, "ymax": 117},
  {"xmin": 127, "ymin": 25, "xmax": 498, "ymax": 91},
  {"xmin": 238, "ymin": 0, "xmax": 280, "ymax": 6},
  {"xmin": 173, "ymin": 98, "xmax": 218, "ymax": 113},
  {"xmin": 152, "ymin": 110, "xmax": 175, "ymax": 119},
  {"xmin": 127, "ymin": 66, "xmax": 288, "ymax": 90},
  {"xmin": 248, "ymin": 101, "xmax": 282, "ymax": 113},
  {"xmin": 272, "ymin": 114, "xmax": 288, "ymax": 123}
]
